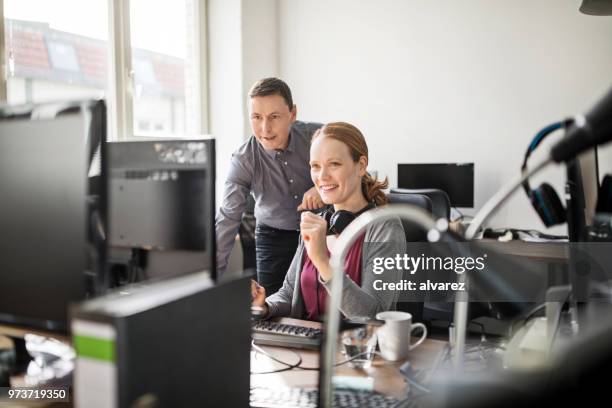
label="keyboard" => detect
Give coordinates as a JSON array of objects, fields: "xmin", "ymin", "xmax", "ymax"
[
  {"xmin": 251, "ymin": 320, "xmax": 322, "ymax": 350},
  {"xmin": 250, "ymin": 386, "xmax": 404, "ymax": 408}
]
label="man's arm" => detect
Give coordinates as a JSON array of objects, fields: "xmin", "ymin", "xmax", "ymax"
[{"xmin": 215, "ymin": 154, "xmax": 252, "ymax": 274}]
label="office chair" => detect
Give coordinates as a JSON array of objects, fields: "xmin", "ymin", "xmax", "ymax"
[
  {"xmin": 386, "ymin": 191, "xmax": 434, "ymax": 321},
  {"xmin": 390, "ymin": 188, "xmax": 451, "ymax": 220},
  {"xmin": 388, "ymin": 188, "xmax": 489, "ymax": 327},
  {"xmin": 387, "ymin": 191, "xmax": 432, "ymax": 242}
]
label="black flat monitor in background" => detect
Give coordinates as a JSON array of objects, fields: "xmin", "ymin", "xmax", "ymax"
[
  {"xmin": 398, "ymin": 162, "xmax": 475, "ymax": 208},
  {"xmin": 0, "ymin": 100, "xmax": 107, "ymax": 333},
  {"xmin": 107, "ymin": 138, "xmax": 216, "ymax": 285},
  {"xmin": 566, "ymin": 147, "xmax": 600, "ymax": 326},
  {"xmin": 566, "ymin": 148, "xmax": 599, "ymax": 242}
]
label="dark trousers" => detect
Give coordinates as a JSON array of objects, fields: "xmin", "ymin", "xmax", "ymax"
[{"xmin": 255, "ymin": 223, "xmax": 300, "ymax": 296}]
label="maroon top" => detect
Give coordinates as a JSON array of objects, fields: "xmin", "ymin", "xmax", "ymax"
[{"xmin": 300, "ymin": 234, "xmax": 366, "ymax": 321}]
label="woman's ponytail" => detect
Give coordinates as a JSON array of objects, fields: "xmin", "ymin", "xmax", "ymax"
[{"xmin": 362, "ymin": 172, "xmax": 389, "ymax": 206}]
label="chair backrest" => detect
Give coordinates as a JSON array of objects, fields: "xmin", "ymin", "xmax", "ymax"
[
  {"xmin": 390, "ymin": 188, "xmax": 451, "ymax": 220},
  {"xmin": 387, "ymin": 192, "xmax": 433, "ymax": 243},
  {"xmin": 386, "ymin": 192, "xmax": 435, "ymax": 320},
  {"xmin": 388, "ymin": 189, "xmax": 492, "ymax": 326}
]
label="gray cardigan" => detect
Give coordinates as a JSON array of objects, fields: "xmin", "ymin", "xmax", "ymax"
[{"xmin": 265, "ymin": 217, "xmax": 406, "ymax": 320}]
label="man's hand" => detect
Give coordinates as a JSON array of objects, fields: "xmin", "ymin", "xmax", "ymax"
[{"xmin": 297, "ymin": 186, "xmax": 324, "ymax": 211}]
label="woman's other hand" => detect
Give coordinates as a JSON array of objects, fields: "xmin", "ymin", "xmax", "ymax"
[
  {"xmin": 251, "ymin": 279, "xmax": 267, "ymax": 308},
  {"xmin": 300, "ymin": 212, "xmax": 332, "ymax": 281}
]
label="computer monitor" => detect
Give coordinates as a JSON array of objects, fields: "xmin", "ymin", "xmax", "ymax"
[
  {"xmin": 566, "ymin": 148, "xmax": 599, "ymax": 242},
  {"xmin": 0, "ymin": 100, "xmax": 106, "ymax": 333},
  {"xmin": 107, "ymin": 138, "xmax": 216, "ymax": 284},
  {"xmin": 567, "ymin": 148, "xmax": 601, "ymax": 318},
  {"xmin": 398, "ymin": 163, "xmax": 475, "ymax": 208}
]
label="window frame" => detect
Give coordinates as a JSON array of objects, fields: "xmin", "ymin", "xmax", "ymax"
[{"xmin": 0, "ymin": 0, "xmax": 6, "ymax": 102}]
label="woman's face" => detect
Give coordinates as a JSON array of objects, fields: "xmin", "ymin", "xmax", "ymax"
[{"xmin": 309, "ymin": 136, "xmax": 366, "ymax": 207}]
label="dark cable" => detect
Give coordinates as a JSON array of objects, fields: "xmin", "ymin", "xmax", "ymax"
[{"xmin": 298, "ymin": 350, "xmax": 395, "ymax": 371}]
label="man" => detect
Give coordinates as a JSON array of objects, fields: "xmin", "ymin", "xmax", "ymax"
[{"xmin": 216, "ymin": 78, "xmax": 323, "ymax": 295}]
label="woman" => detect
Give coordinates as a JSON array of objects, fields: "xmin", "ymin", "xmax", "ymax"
[{"xmin": 252, "ymin": 122, "xmax": 406, "ymax": 320}]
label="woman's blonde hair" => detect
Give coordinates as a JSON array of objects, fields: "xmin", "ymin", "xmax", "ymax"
[{"xmin": 312, "ymin": 122, "xmax": 388, "ymax": 206}]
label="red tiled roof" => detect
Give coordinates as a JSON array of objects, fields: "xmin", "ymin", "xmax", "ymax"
[
  {"xmin": 151, "ymin": 54, "xmax": 185, "ymax": 94},
  {"xmin": 8, "ymin": 26, "xmax": 50, "ymax": 70},
  {"xmin": 74, "ymin": 40, "xmax": 107, "ymax": 82}
]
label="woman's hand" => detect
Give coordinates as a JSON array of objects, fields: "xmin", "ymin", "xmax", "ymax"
[
  {"xmin": 300, "ymin": 212, "xmax": 333, "ymax": 281},
  {"xmin": 251, "ymin": 280, "xmax": 267, "ymax": 308}
]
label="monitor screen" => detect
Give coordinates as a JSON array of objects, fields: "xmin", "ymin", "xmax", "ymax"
[
  {"xmin": 0, "ymin": 100, "xmax": 106, "ymax": 333},
  {"xmin": 397, "ymin": 163, "xmax": 475, "ymax": 208},
  {"xmin": 107, "ymin": 138, "xmax": 216, "ymax": 283},
  {"xmin": 567, "ymin": 148, "xmax": 599, "ymax": 241},
  {"xmin": 576, "ymin": 148, "xmax": 599, "ymax": 228}
]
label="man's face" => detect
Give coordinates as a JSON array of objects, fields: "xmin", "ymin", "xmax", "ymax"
[{"xmin": 249, "ymin": 94, "xmax": 296, "ymax": 150}]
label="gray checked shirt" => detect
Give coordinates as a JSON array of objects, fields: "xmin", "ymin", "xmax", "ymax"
[{"xmin": 215, "ymin": 121, "xmax": 323, "ymax": 273}]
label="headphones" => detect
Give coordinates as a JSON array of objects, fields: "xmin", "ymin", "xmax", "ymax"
[
  {"xmin": 319, "ymin": 203, "xmax": 375, "ymax": 235},
  {"xmin": 522, "ymin": 120, "xmax": 572, "ymax": 227},
  {"xmin": 312, "ymin": 202, "xmax": 375, "ymax": 319}
]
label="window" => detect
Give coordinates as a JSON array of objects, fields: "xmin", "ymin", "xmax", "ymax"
[
  {"xmin": 3, "ymin": 0, "xmax": 108, "ymax": 105},
  {"xmin": 47, "ymin": 41, "xmax": 80, "ymax": 72},
  {"xmin": 1, "ymin": 0, "xmax": 207, "ymax": 140}
]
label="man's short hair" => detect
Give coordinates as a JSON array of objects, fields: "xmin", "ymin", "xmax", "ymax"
[{"xmin": 249, "ymin": 78, "xmax": 294, "ymax": 111}]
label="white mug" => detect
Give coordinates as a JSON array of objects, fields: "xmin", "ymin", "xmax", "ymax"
[{"xmin": 375, "ymin": 311, "xmax": 427, "ymax": 361}]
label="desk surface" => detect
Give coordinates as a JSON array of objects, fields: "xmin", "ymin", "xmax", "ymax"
[
  {"xmin": 0, "ymin": 325, "xmax": 70, "ymax": 344},
  {"xmin": 2, "ymin": 319, "xmax": 448, "ymax": 402},
  {"xmin": 478, "ymin": 239, "xmax": 569, "ymax": 261},
  {"xmin": 250, "ymin": 318, "xmax": 448, "ymax": 399}
]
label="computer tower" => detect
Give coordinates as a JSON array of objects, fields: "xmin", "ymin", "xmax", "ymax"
[{"xmin": 71, "ymin": 273, "xmax": 250, "ymax": 407}]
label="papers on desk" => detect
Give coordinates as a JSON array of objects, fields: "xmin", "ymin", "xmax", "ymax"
[
  {"xmin": 515, "ymin": 231, "xmax": 568, "ymax": 243},
  {"xmin": 480, "ymin": 227, "xmax": 569, "ymax": 243},
  {"xmin": 332, "ymin": 376, "xmax": 374, "ymax": 391}
]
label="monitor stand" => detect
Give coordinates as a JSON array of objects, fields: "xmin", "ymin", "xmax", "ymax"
[{"xmin": 503, "ymin": 285, "xmax": 572, "ymax": 370}]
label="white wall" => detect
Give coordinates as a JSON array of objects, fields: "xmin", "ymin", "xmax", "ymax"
[
  {"xmin": 208, "ymin": 0, "xmax": 246, "ymax": 205},
  {"xmin": 208, "ymin": 0, "xmax": 279, "ymax": 208},
  {"xmin": 241, "ymin": 0, "xmax": 279, "ymax": 134},
  {"xmin": 277, "ymin": 0, "xmax": 612, "ymax": 233}
]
